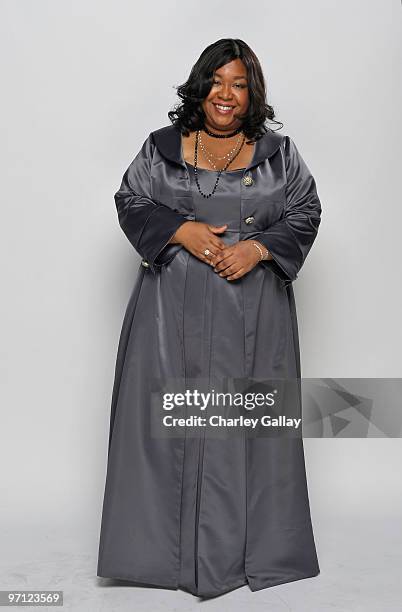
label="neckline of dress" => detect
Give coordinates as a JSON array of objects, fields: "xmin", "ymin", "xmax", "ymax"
[{"xmin": 185, "ymin": 161, "xmax": 246, "ymax": 173}]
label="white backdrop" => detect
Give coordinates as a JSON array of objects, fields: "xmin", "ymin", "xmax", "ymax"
[{"xmin": 1, "ymin": 1, "xmax": 401, "ymax": 610}]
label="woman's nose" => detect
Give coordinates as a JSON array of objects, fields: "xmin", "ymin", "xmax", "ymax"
[{"xmin": 218, "ymin": 84, "xmax": 232, "ymax": 100}]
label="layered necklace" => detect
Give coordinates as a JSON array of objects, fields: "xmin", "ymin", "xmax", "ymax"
[{"xmin": 193, "ymin": 126, "xmax": 246, "ymax": 199}]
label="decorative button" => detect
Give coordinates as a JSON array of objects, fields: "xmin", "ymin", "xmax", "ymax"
[
  {"xmin": 141, "ymin": 259, "xmax": 150, "ymax": 268},
  {"xmin": 244, "ymin": 216, "xmax": 255, "ymax": 225},
  {"xmin": 242, "ymin": 174, "xmax": 253, "ymax": 186}
]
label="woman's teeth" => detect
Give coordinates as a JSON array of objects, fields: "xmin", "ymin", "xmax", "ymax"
[{"xmin": 214, "ymin": 104, "xmax": 233, "ymax": 114}]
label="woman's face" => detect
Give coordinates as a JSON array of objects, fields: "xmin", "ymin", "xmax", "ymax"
[{"xmin": 201, "ymin": 58, "xmax": 249, "ymax": 133}]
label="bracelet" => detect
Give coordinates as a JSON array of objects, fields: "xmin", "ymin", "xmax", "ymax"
[{"xmin": 251, "ymin": 241, "xmax": 270, "ymax": 261}]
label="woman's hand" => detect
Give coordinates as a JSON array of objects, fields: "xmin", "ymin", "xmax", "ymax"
[
  {"xmin": 170, "ymin": 221, "xmax": 228, "ymax": 265},
  {"xmin": 212, "ymin": 239, "xmax": 267, "ymax": 280}
]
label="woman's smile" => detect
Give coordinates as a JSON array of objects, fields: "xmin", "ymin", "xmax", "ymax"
[{"xmin": 212, "ymin": 102, "xmax": 236, "ymax": 115}]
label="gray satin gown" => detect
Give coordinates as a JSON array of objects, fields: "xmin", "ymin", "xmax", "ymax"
[{"xmin": 97, "ymin": 155, "xmax": 320, "ymax": 598}]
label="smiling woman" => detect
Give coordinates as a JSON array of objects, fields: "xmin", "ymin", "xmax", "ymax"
[
  {"xmin": 97, "ymin": 37, "xmax": 322, "ymax": 599},
  {"xmin": 180, "ymin": 56, "xmax": 269, "ymax": 173},
  {"xmin": 181, "ymin": 69, "xmax": 256, "ymax": 171}
]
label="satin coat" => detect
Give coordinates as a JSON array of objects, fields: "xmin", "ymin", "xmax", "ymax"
[
  {"xmin": 97, "ymin": 124, "xmax": 322, "ymax": 597},
  {"xmin": 114, "ymin": 124, "xmax": 321, "ymax": 284}
]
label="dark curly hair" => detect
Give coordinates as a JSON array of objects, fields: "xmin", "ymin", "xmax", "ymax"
[{"xmin": 168, "ymin": 38, "xmax": 283, "ymax": 144}]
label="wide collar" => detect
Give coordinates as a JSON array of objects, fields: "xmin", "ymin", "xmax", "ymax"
[{"xmin": 151, "ymin": 124, "xmax": 284, "ymax": 171}]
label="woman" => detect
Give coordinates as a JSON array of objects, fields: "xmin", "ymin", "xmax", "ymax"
[{"xmin": 97, "ymin": 38, "xmax": 322, "ymax": 598}]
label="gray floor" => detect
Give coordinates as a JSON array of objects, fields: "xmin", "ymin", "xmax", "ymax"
[{"xmin": 1, "ymin": 515, "xmax": 400, "ymax": 611}]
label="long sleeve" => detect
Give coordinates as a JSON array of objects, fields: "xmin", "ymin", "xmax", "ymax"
[
  {"xmin": 253, "ymin": 136, "xmax": 322, "ymax": 287},
  {"xmin": 114, "ymin": 133, "xmax": 189, "ymax": 274}
]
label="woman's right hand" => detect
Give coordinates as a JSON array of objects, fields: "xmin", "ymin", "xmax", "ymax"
[{"xmin": 169, "ymin": 221, "xmax": 228, "ymax": 266}]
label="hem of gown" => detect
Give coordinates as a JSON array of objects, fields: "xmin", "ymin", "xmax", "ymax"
[
  {"xmin": 97, "ymin": 568, "xmax": 247, "ymax": 597},
  {"xmin": 96, "ymin": 569, "xmax": 178, "ymax": 590},
  {"xmin": 96, "ymin": 567, "xmax": 320, "ymax": 599},
  {"xmin": 182, "ymin": 578, "xmax": 248, "ymax": 599},
  {"xmin": 182, "ymin": 566, "xmax": 320, "ymax": 598},
  {"xmin": 247, "ymin": 566, "xmax": 321, "ymax": 593}
]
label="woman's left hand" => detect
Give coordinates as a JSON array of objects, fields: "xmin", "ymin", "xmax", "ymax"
[{"xmin": 210, "ymin": 240, "xmax": 264, "ymax": 280}]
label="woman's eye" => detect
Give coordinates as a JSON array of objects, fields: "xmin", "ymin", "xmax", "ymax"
[{"xmin": 213, "ymin": 80, "xmax": 246, "ymax": 88}]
